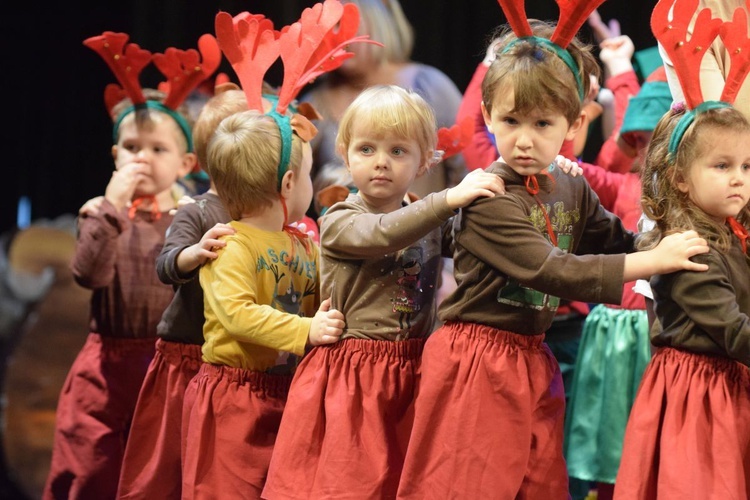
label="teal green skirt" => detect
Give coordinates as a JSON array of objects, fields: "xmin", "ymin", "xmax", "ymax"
[{"xmin": 563, "ymin": 304, "xmax": 650, "ymax": 483}]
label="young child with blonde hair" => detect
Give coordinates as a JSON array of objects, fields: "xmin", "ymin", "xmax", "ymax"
[{"xmin": 262, "ymin": 84, "xmax": 506, "ymax": 499}]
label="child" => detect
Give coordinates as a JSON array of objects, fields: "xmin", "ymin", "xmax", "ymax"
[
  {"xmin": 615, "ymin": 3, "xmax": 750, "ymax": 497},
  {"xmin": 262, "ymin": 84, "xmax": 506, "ymax": 500},
  {"xmin": 181, "ymin": 3, "xmax": 379, "ymax": 497},
  {"xmin": 43, "ymin": 32, "xmax": 219, "ymax": 500},
  {"xmin": 396, "ymin": 7, "xmax": 710, "ymax": 499},
  {"xmin": 116, "ymin": 88, "xmax": 244, "ymax": 500},
  {"xmin": 563, "ymin": 65, "xmax": 673, "ymax": 500}
]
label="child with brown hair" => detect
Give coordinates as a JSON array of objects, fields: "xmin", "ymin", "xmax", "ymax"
[
  {"xmin": 116, "ymin": 87, "xmax": 245, "ymax": 500},
  {"xmin": 616, "ymin": 2, "xmax": 750, "ymax": 497},
  {"xmin": 397, "ymin": 1, "xmax": 711, "ymax": 498},
  {"xmin": 43, "ymin": 32, "xmax": 219, "ymax": 500}
]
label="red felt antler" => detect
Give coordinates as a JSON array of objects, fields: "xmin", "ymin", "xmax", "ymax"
[
  {"xmin": 84, "ymin": 32, "xmax": 152, "ymax": 110},
  {"xmin": 275, "ymin": 0, "xmax": 382, "ymax": 114},
  {"xmin": 215, "ymin": 11, "xmax": 281, "ymax": 112},
  {"xmin": 718, "ymin": 5, "xmax": 750, "ymax": 103},
  {"xmin": 495, "ymin": 0, "xmax": 533, "ymax": 38},
  {"xmin": 551, "ymin": 0, "xmax": 608, "ymax": 48},
  {"xmin": 651, "ymin": 0, "xmax": 722, "ymax": 109},
  {"xmin": 437, "ymin": 117, "xmax": 474, "ymax": 161},
  {"xmin": 152, "ymin": 34, "xmax": 222, "ymax": 110}
]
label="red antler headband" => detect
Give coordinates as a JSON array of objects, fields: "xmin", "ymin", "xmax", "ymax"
[
  {"xmin": 496, "ymin": 0, "xmax": 607, "ymax": 100},
  {"xmin": 84, "ymin": 31, "xmax": 221, "ymax": 152},
  {"xmin": 652, "ymin": 0, "xmax": 750, "ymax": 158},
  {"xmin": 215, "ymin": 0, "xmax": 382, "ymax": 190}
]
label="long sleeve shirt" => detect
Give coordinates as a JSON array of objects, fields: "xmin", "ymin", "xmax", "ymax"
[
  {"xmin": 320, "ymin": 190, "xmax": 455, "ymax": 341},
  {"xmin": 156, "ymin": 192, "xmax": 230, "ymax": 344},
  {"xmin": 651, "ymin": 237, "xmax": 750, "ymax": 366},
  {"xmin": 439, "ymin": 161, "xmax": 634, "ymax": 334},
  {"xmin": 200, "ymin": 222, "xmax": 319, "ymax": 371},
  {"xmin": 71, "ymin": 198, "xmax": 174, "ymax": 339}
]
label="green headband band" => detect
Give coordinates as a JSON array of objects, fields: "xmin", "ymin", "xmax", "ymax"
[
  {"xmin": 502, "ymin": 36, "xmax": 584, "ymax": 101},
  {"xmin": 668, "ymin": 101, "xmax": 731, "ymax": 162},
  {"xmin": 268, "ymin": 110, "xmax": 293, "ymax": 191},
  {"xmin": 113, "ymin": 101, "xmax": 194, "ymax": 153}
]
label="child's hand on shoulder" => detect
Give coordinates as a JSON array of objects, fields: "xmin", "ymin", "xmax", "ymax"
[
  {"xmin": 308, "ymin": 298, "xmax": 345, "ymax": 346},
  {"xmin": 79, "ymin": 196, "xmax": 105, "ymax": 217},
  {"xmin": 652, "ymin": 230, "xmax": 710, "ymax": 273},
  {"xmin": 169, "ymin": 195, "xmax": 197, "ymax": 216},
  {"xmin": 446, "ymin": 169, "xmax": 506, "ymax": 209},
  {"xmin": 555, "ymin": 155, "xmax": 583, "ymax": 177},
  {"xmin": 105, "ymin": 162, "xmax": 147, "ymax": 210},
  {"xmin": 177, "ymin": 223, "xmax": 236, "ymax": 274}
]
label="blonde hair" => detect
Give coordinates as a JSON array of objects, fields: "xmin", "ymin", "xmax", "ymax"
[
  {"xmin": 192, "ymin": 89, "xmax": 249, "ymax": 176},
  {"xmin": 482, "ymin": 20, "xmax": 599, "ymax": 125},
  {"xmin": 345, "ymin": 0, "xmax": 414, "ymax": 64},
  {"xmin": 207, "ymin": 110, "xmax": 304, "ymax": 219},
  {"xmin": 336, "ymin": 85, "xmax": 437, "ymax": 172},
  {"xmin": 637, "ymin": 106, "xmax": 750, "ymax": 252},
  {"xmin": 111, "ymin": 88, "xmax": 194, "ymax": 153}
]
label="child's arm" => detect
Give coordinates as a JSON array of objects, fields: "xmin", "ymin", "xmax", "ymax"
[
  {"xmin": 321, "ymin": 170, "xmax": 504, "ymax": 259},
  {"xmin": 71, "ymin": 197, "xmax": 125, "ymax": 289},
  {"xmin": 173, "ymin": 223, "xmax": 235, "ymax": 277},
  {"xmin": 623, "ymin": 230, "xmax": 709, "ymax": 281}
]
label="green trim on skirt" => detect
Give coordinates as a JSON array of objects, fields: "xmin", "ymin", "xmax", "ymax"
[{"xmin": 563, "ymin": 305, "xmax": 650, "ymax": 483}]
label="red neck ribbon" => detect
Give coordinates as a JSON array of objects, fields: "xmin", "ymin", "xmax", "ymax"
[
  {"xmin": 727, "ymin": 216, "xmax": 748, "ymax": 254},
  {"xmin": 128, "ymin": 196, "xmax": 161, "ymax": 220},
  {"xmin": 525, "ymin": 173, "xmax": 558, "ymax": 247}
]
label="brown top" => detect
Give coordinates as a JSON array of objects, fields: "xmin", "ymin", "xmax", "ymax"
[
  {"xmin": 440, "ymin": 161, "xmax": 633, "ymax": 334},
  {"xmin": 71, "ymin": 198, "xmax": 174, "ymax": 339}
]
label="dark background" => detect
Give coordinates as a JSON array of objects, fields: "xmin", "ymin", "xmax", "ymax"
[{"xmin": 3, "ymin": 0, "xmax": 657, "ymax": 235}]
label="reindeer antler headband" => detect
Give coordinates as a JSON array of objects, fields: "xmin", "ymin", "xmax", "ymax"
[
  {"xmin": 652, "ymin": 0, "xmax": 750, "ymax": 159},
  {"xmin": 215, "ymin": 0, "xmax": 382, "ymax": 190},
  {"xmin": 84, "ymin": 32, "xmax": 221, "ymax": 153},
  {"xmin": 496, "ymin": 0, "xmax": 607, "ymax": 101}
]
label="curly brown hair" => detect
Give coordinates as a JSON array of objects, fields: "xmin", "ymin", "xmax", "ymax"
[{"xmin": 637, "ymin": 105, "xmax": 750, "ymax": 252}]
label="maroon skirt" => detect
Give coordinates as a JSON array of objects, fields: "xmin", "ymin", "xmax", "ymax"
[
  {"xmin": 615, "ymin": 347, "xmax": 750, "ymax": 499},
  {"xmin": 397, "ymin": 321, "xmax": 568, "ymax": 499},
  {"xmin": 262, "ymin": 337, "xmax": 424, "ymax": 499}
]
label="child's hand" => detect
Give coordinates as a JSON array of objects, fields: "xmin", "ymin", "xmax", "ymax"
[
  {"xmin": 555, "ymin": 155, "xmax": 583, "ymax": 177},
  {"xmin": 588, "ymin": 9, "xmax": 621, "ymax": 44},
  {"xmin": 169, "ymin": 195, "xmax": 197, "ymax": 216},
  {"xmin": 651, "ymin": 230, "xmax": 710, "ymax": 273},
  {"xmin": 105, "ymin": 162, "xmax": 147, "ymax": 210},
  {"xmin": 177, "ymin": 223, "xmax": 236, "ymax": 274},
  {"xmin": 599, "ymin": 35, "xmax": 635, "ymax": 77},
  {"xmin": 308, "ymin": 298, "xmax": 345, "ymax": 346},
  {"xmin": 446, "ymin": 169, "xmax": 506, "ymax": 209},
  {"xmin": 79, "ymin": 196, "xmax": 105, "ymax": 217},
  {"xmin": 482, "ymin": 37, "xmax": 502, "ymax": 67}
]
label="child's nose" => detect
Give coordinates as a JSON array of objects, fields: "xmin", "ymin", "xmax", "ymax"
[
  {"xmin": 374, "ymin": 151, "xmax": 390, "ymax": 169},
  {"xmin": 516, "ymin": 130, "xmax": 533, "ymax": 149}
]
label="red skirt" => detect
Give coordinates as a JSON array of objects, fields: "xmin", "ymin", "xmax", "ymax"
[
  {"xmin": 397, "ymin": 322, "xmax": 568, "ymax": 499},
  {"xmin": 262, "ymin": 337, "xmax": 424, "ymax": 499},
  {"xmin": 117, "ymin": 338, "xmax": 203, "ymax": 499},
  {"xmin": 181, "ymin": 363, "xmax": 292, "ymax": 500},
  {"xmin": 43, "ymin": 333, "xmax": 156, "ymax": 500},
  {"xmin": 615, "ymin": 347, "xmax": 750, "ymax": 499}
]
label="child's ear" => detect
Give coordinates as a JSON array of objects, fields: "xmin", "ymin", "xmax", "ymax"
[
  {"xmin": 179, "ymin": 153, "xmax": 198, "ymax": 179},
  {"xmin": 336, "ymin": 143, "xmax": 350, "ymax": 170},
  {"xmin": 111, "ymin": 145, "xmax": 118, "ymax": 160},
  {"xmin": 280, "ymin": 169, "xmax": 296, "ymax": 199},
  {"xmin": 481, "ymin": 101, "xmax": 493, "ymax": 132},
  {"xmin": 564, "ymin": 111, "xmax": 585, "ymax": 141},
  {"xmin": 417, "ymin": 150, "xmax": 434, "ymax": 177}
]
